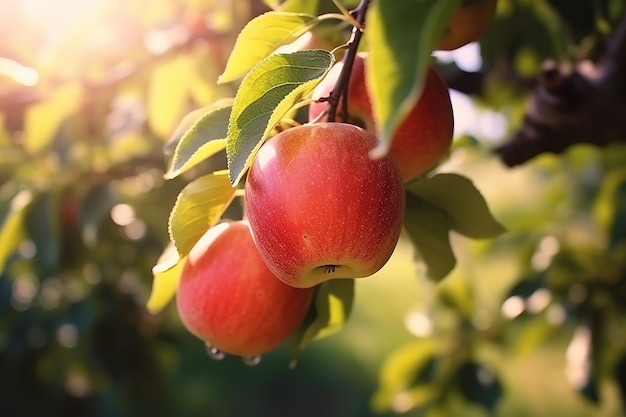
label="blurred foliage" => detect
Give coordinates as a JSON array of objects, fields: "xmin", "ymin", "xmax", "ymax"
[{"xmin": 1, "ymin": 0, "xmax": 626, "ymax": 416}]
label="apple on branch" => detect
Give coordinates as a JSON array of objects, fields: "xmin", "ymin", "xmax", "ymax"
[
  {"xmin": 309, "ymin": 52, "xmax": 454, "ymax": 183},
  {"xmin": 244, "ymin": 122, "xmax": 405, "ymax": 289},
  {"xmin": 176, "ymin": 220, "xmax": 314, "ymax": 358},
  {"xmin": 436, "ymin": 0, "xmax": 498, "ymax": 51}
]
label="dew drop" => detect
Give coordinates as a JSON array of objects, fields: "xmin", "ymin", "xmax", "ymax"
[
  {"xmin": 205, "ymin": 343, "xmax": 226, "ymax": 360},
  {"xmin": 242, "ymin": 355, "xmax": 261, "ymax": 366}
]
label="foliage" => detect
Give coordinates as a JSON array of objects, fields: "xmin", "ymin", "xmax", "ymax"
[{"xmin": 1, "ymin": 0, "xmax": 626, "ymax": 416}]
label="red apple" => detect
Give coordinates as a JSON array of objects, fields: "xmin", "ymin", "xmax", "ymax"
[
  {"xmin": 176, "ymin": 220, "xmax": 314, "ymax": 357},
  {"xmin": 309, "ymin": 53, "xmax": 454, "ymax": 183},
  {"xmin": 436, "ymin": 0, "xmax": 498, "ymax": 51},
  {"xmin": 244, "ymin": 122, "xmax": 405, "ymax": 288}
]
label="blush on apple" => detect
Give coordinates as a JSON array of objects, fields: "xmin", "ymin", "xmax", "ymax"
[
  {"xmin": 309, "ymin": 52, "xmax": 454, "ymax": 183},
  {"xmin": 244, "ymin": 122, "xmax": 405, "ymax": 289},
  {"xmin": 176, "ymin": 220, "xmax": 314, "ymax": 357}
]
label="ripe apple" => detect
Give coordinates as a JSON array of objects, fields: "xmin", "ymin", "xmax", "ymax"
[
  {"xmin": 436, "ymin": 0, "xmax": 498, "ymax": 51},
  {"xmin": 308, "ymin": 53, "xmax": 454, "ymax": 183},
  {"xmin": 176, "ymin": 220, "xmax": 314, "ymax": 357},
  {"xmin": 244, "ymin": 122, "xmax": 405, "ymax": 289}
]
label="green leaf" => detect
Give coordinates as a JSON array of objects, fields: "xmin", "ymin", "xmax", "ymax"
[
  {"xmin": 277, "ymin": 0, "xmax": 322, "ymax": 14},
  {"xmin": 263, "ymin": 0, "xmax": 282, "ymax": 9},
  {"xmin": 404, "ymin": 192, "xmax": 456, "ymax": 281},
  {"xmin": 404, "ymin": 174, "xmax": 504, "ymax": 281},
  {"xmin": 407, "ymin": 173, "xmax": 505, "ymax": 238},
  {"xmin": 147, "ymin": 243, "xmax": 185, "ymax": 314},
  {"xmin": 510, "ymin": 314, "xmax": 561, "ymax": 355},
  {"xmin": 458, "ymin": 361, "xmax": 503, "ymax": 412},
  {"xmin": 218, "ymin": 12, "xmax": 320, "ymax": 84},
  {"xmin": 0, "ymin": 190, "xmax": 33, "ymax": 276},
  {"xmin": 290, "ymin": 279, "xmax": 354, "ymax": 365},
  {"xmin": 148, "ymin": 55, "xmax": 194, "ymax": 139},
  {"xmin": 366, "ymin": 0, "xmax": 460, "ymax": 158},
  {"xmin": 371, "ymin": 338, "xmax": 441, "ymax": 413},
  {"xmin": 279, "ymin": 0, "xmax": 359, "ymax": 14},
  {"xmin": 23, "ymin": 83, "xmax": 82, "ymax": 154},
  {"xmin": 168, "ymin": 171, "xmax": 236, "ymax": 256},
  {"xmin": 24, "ymin": 191, "xmax": 60, "ymax": 276},
  {"xmin": 593, "ymin": 167, "xmax": 626, "ymax": 247},
  {"xmin": 107, "ymin": 132, "xmax": 154, "ymax": 165},
  {"xmin": 79, "ymin": 184, "xmax": 117, "ymax": 247},
  {"xmin": 164, "ymin": 98, "xmax": 233, "ymax": 180},
  {"xmin": 226, "ymin": 49, "xmax": 334, "ymax": 185}
]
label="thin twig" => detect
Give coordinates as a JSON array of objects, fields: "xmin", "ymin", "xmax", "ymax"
[{"xmin": 326, "ymin": 0, "xmax": 371, "ymax": 122}]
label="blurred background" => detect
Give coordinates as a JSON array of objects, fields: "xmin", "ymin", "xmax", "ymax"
[{"xmin": 1, "ymin": 0, "xmax": 626, "ymax": 416}]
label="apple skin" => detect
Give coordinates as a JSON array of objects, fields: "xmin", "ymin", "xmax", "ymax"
[
  {"xmin": 176, "ymin": 220, "xmax": 314, "ymax": 357},
  {"xmin": 436, "ymin": 0, "xmax": 498, "ymax": 51},
  {"xmin": 244, "ymin": 122, "xmax": 405, "ymax": 289},
  {"xmin": 309, "ymin": 53, "xmax": 454, "ymax": 183}
]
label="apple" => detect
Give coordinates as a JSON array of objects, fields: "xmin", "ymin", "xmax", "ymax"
[
  {"xmin": 308, "ymin": 53, "xmax": 454, "ymax": 183},
  {"xmin": 244, "ymin": 122, "xmax": 405, "ymax": 288},
  {"xmin": 176, "ymin": 220, "xmax": 314, "ymax": 357},
  {"xmin": 436, "ymin": 0, "xmax": 498, "ymax": 51}
]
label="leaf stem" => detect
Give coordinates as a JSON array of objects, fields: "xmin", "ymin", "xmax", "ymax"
[
  {"xmin": 318, "ymin": 12, "xmax": 360, "ymax": 28},
  {"xmin": 330, "ymin": 0, "xmax": 362, "ymax": 29},
  {"xmin": 326, "ymin": 0, "xmax": 371, "ymax": 123}
]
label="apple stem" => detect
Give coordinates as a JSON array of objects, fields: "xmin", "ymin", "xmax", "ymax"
[{"xmin": 326, "ymin": 0, "xmax": 371, "ymax": 123}]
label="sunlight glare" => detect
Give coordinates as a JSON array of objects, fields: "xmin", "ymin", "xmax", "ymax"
[
  {"xmin": 0, "ymin": 58, "xmax": 39, "ymax": 86},
  {"xmin": 20, "ymin": 0, "xmax": 108, "ymax": 43},
  {"xmin": 434, "ymin": 42, "xmax": 483, "ymax": 73}
]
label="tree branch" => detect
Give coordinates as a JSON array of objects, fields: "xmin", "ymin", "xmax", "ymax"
[{"xmin": 495, "ymin": 15, "xmax": 626, "ymax": 167}]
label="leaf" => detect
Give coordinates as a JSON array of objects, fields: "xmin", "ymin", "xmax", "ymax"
[
  {"xmin": 277, "ymin": 0, "xmax": 323, "ymax": 14},
  {"xmin": 290, "ymin": 279, "xmax": 354, "ymax": 365},
  {"xmin": 164, "ymin": 98, "xmax": 233, "ymax": 180},
  {"xmin": 510, "ymin": 315, "xmax": 561, "ymax": 355},
  {"xmin": 404, "ymin": 174, "xmax": 504, "ymax": 281},
  {"xmin": 458, "ymin": 361, "xmax": 503, "ymax": 412},
  {"xmin": 593, "ymin": 167, "xmax": 626, "ymax": 248},
  {"xmin": 226, "ymin": 49, "xmax": 334, "ymax": 185},
  {"xmin": 168, "ymin": 171, "xmax": 236, "ymax": 256},
  {"xmin": 24, "ymin": 191, "xmax": 60, "ymax": 276},
  {"xmin": 404, "ymin": 192, "xmax": 456, "ymax": 281},
  {"xmin": 407, "ymin": 173, "xmax": 505, "ymax": 239},
  {"xmin": 148, "ymin": 55, "xmax": 194, "ymax": 139},
  {"xmin": 23, "ymin": 83, "xmax": 82, "ymax": 153},
  {"xmin": 366, "ymin": 0, "xmax": 460, "ymax": 158},
  {"xmin": 614, "ymin": 353, "xmax": 626, "ymax": 404},
  {"xmin": 0, "ymin": 190, "xmax": 32, "ymax": 276},
  {"xmin": 107, "ymin": 132, "xmax": 154, "ymax": 165},
  {"xmin": 79, "ymin": 184, "xmax": 117, "ymax": 247},
  {"xmin": 371, "ymin": 339, "xmax": 441, "ymax": 413},
  {"xmin": 506, "ymin": 274, "xmax": 545, "ymax": 299},
  {"xmin": 147, "ymin": 243, "xmax": 185, "ymax": 314},
  {"xmin": 218, "ymin": 12, "xmax": 320, "ymax": 84},
  {"xmin": 263, "ymin": 0, "xmax": 282, "ymax": 10}
]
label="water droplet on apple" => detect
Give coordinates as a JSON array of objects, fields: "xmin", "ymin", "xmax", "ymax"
[
  {"xmin": 205, "ymin": 343, "xmax": 225, "ymax": 360},
  {"xmin": 242, "ymin": 355, "xmax": 261, "ymax": 366}
]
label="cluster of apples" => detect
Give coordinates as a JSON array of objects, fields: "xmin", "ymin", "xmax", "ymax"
[{"xmin": 176, "ymin": 0, "xmax": 497, "ymax": 360}]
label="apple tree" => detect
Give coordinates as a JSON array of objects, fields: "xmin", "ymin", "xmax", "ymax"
[{"xmin": 1, "ymin": 0, "xmax": 626, "ymax": 416}]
